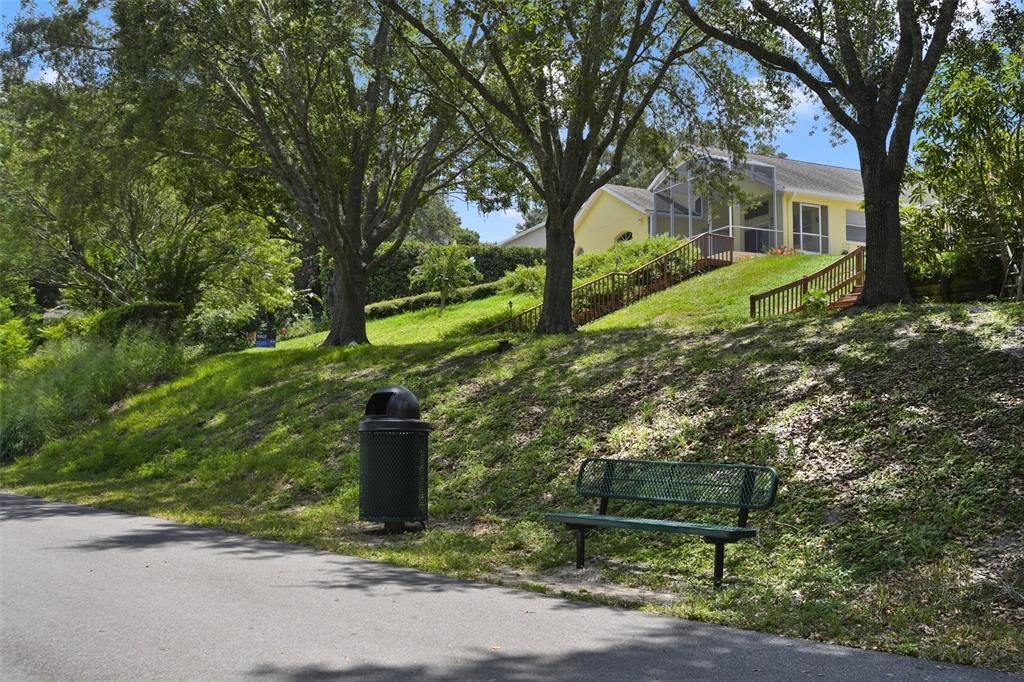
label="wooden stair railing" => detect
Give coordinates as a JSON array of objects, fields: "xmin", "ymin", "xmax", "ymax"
[
  {"xmin": 749, "ymin": 246, "xmax": 866, "ymax": 318},
  {"xmin": 482, "ymin": 232, "xmax": 734, "ymax": 334}
]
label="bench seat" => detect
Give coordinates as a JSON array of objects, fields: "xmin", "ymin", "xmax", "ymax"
[
  {"xmin": 544, "ymin": 513, "xmax": 756, "ymax": 542},
  {"xmin": 546, "ymin": 458, "xmax": 779, "ymax": 586}
]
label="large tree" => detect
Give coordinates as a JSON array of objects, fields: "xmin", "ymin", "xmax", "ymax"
[
  {"xmin": 112, "ymin": 0, "xmax": 479, "ymax": 345},
  {"xmin": 0, "ymin": 69, "xmax": 295, "ymax": 314},
  {"xmin": 388, "ymin": 0, "xmax": 775, "ymax": 332},
  {"xmin": 680, "ymin": 0, "xmax": 964, "ymax": 305},
  {"xmin": 911, "ymin": 1, "xmax": 1023, "ymax": 291}
]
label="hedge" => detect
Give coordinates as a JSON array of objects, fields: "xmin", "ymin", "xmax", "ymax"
[
  {"xmin": 365, "ymin": 243, "xmax": 544, "ymax": 302},
  {"xmin": 92, "ymin": 301, "xmax": 184, "ymax": 341},
  {"xmin": 365, "ymin": 281, "xmax": 501, "ymax": 320}
]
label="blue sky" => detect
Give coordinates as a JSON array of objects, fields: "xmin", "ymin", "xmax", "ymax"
[{"xmin": 459, "ymin": 107, "xmax": 861, "ymax": 244}]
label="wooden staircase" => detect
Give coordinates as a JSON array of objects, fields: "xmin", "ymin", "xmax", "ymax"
[
  {"xmin": 749, "ymin": 246, "xmax": 866, "ymax": 317},
  {"xmin": 482, "ymin": 232, "xmax": 734, "ymax": 334},
  {"xmin": 829, "ymin": 283, "xmax": 864, "ymax": 311},
  {"xmin": 1001, "ymin": 244, "xmax": 1023, "ymax": 301}
]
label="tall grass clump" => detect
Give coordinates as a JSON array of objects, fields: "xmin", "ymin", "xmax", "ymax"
[{"xmin": 0, "ymin": 327, "xmax": 187, "ymax": 461}]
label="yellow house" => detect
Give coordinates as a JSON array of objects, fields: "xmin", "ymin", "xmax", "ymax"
[{"xmin": 500, "ymin": 151, "xmax": 867, "ymax": 256}]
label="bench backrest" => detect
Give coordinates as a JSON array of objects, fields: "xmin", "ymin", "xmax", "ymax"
[{"xmin": 575, "ymin": 458, "xmax": 779, "ymax": 511}]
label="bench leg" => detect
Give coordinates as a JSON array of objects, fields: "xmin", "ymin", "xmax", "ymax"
[
  {"xmin": 712, "ymin": 541, "xmax": 725, "ymax": 588},
  {"xmin": 575, "ymin": 528, "xmax": 587, "ymax": 569}
]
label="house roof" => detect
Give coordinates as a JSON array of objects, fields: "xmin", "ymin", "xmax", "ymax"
[
  {"xmin": 601, "ymin": 184, "xmax": 656, "ymax": 212},
  {"xmin": 740, "ymin": 151, "xmax": 863, "ymax": 198},
  {"xmin": 497, "ymin": 221, "xmax": 544, "ymax": 246},
  {"xmin": 648, "ymin": 149, "xmax": 864, "ymax": 200}
]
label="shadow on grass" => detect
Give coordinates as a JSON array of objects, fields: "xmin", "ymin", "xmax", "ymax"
[{"xmin": 4, "ymin": 304, "xmax": 1023, "ymax": 669}]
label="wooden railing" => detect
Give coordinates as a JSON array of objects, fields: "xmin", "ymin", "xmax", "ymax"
[
  {"xmin": 483, "ymin": 232, "xmax": 734, "ymax": 334},
  {"xmin": 749, "ymin": 246, "xmax": 866, "ymax": 317}
]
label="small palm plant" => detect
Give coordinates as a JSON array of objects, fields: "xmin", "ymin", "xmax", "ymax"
[{"xmin": 409, "ymin": 245, "xmax": 482, "ymax": 312}]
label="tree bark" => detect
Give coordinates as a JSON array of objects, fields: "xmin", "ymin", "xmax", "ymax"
[
  {"xmin": 537, "ymin": 209, "xmax": 577, "ymax": 333},
  {"xmin": 858, "ymin": 146, "xmax": 913, "ymax": 305},
  {"xmin": 322, "ymin": 242, "xmax": 369, "ymax": 346}
]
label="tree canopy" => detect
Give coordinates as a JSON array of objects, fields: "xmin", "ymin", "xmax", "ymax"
[
  {"xmin": 389, "ymin": 0, "xmax": 782, "ymax": 332},
  {"xmin": 681, "ymin": 0, "xmax": 965, "ymax": 304},
  {"xmin": 910, "ymin": 1, "xmax": 1023, "ymax": 290}
]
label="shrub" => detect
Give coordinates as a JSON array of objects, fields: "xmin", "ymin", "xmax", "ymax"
[
  {"xmin": 766, "ymin": 245, "xmax": 797, "ymax": 256},
  {"xmin": 802, "ymin": 288, "xmax": 830, "ymax": 316},
  {"xmin": 0, "ymin": 328, "xmax": 187, "ymax": 461},
  {"xmin": 572, "ymin": 236, "xmax": 680, "ymax": 280},
  {"xmin": 184, "ymin": 303, "xmax": 259, "ymax": 355},
  {"xmin": 497, "ymin": 236, "xmax": 682, "ymax": 295},
  {"xmin": 409, "ymin": 245, "xmax": 483, "ymax": 311},
  {"xmin": 498, "ymin": 264, "xmax": 547, "ymax": 295},
  {"xmin": 0, "ymin": 317, "xmax": 32, "ymax": 372},
  {"xmin": 363, "ymin": 242, "xmax": 544, "ymax": 303},
  {"xmin": 365, "ymin": 282, "xmax": 500, "ymax": 320},
  {"xmin": 37, "ymin": 312, "xmax": 101, "ymax": 343},
  {"xmin": 278, "ymin": 316, "xmax": 322, "ymax": 341},
  {"xmin": 93, "ymin": 301, "xmax": 184, "ymax": 341}
]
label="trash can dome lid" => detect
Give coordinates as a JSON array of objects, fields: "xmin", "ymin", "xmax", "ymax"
[{"xmin": 364, "ymin": 385, "xmax": 421, "ymax": 419}]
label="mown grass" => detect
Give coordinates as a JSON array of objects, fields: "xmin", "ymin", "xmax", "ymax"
[
  {"xmin": 588, "ymin": 253, "xmax": 836, "ymax": 331},
  {"xmin": 276, "ymin": 292, "xmax": 539, "ymax": 349},
  {"xmin": 3, "ymin": 261, "xmax": 1023, "ymax": 672}
]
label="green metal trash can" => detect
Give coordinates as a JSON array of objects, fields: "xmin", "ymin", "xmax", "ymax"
[{"xmin": 358, "ymin": 385, "xmax": 431, "ymax": 533}]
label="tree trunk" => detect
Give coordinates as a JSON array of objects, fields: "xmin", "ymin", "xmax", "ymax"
[
  {"xmin": 537, "ymin": 210, "xmax": 576, "ymax": 333},
  {"xmin": 858, "ymin": 148, "xmax": 913, "ymax": 305},
  {"xmin": 322, "ymin": 242, "xmax": 369, "ymax": 346}
]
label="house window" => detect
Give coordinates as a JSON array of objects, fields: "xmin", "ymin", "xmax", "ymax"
[
  {"xmin": 845, "ymin": 209, "xmax": 866, "ymax": 243},
  {"xmin": 614, "ymin": 231, "xmax": 633, "ymax": 243},
  {"xmin": 793, "ymin": 203, "xmax": 829, "ymax": 253}
]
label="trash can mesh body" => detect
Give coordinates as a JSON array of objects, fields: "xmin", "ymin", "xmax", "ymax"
[{"xmin": 358, "ymin": 429, "xmax": 428, "ymax": 523}]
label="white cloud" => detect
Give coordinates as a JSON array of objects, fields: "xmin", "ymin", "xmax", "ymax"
[{"xmin": 790, "ymin": 87, "xmax": 821, "ymax": 119}]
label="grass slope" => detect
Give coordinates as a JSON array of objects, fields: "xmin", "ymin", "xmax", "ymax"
[
  {"xmin": 3, "ymin": 271, "xmax": 1023, "ymax": 671},
  {"xmin": 589, "ymin": 253, "xmax": 836, "ymax": 331},
  {"xmin": 276, "ymin": 292, "xmax": 538, "ymax": 349}
]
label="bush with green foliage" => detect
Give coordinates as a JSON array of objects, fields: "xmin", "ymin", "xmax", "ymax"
[
  {"xmin": 278, "ymin": 316, "xmax": 322, "ymax": 341},
  {"xmin": 361, "ymin": 242, "xmax": 544, "ymax": 303},
  {"xmin": 36, "ymin": 312, "xmax": 100, "ymax": 343},
  {"xmin": 0, "ymin": 295, "xmax": 33, "ymax": 371},
  {"xmin": 0, "ymin": 317, "xmax": 32, "ymax": 371},
  {"xmin": 498, "ymin": 264, "xmax": 547, "ymax": 295},
  {"xmin": 901, "ymin": 206, "xmax": 1003, "ymax": 299},
  {"xmin": 802, "ymin": 288, "xmax": 830, "ymax": 316},
  {"xmin": 497, "ymin": 236, "xmax": 683, "ymax": 295},
  {"xmin": 93, "ymin": 301, "xmax": 184, "ymax": 341},
  {"xmin": 184, "ymin": 303, "xmax": 259, "ymax": 355},
  {"xmin": 408, "ymin": 245, "xmax": 482, "ymax": 311},
  {"xmin": 572, "ymin": 236, "xmax": 681, "ymax": 280},
  {"xmin": 0, "ymin": 328, "xmax": 187, "ymax": 461}
]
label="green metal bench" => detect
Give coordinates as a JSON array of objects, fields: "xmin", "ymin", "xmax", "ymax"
[{"xmin": 545, "ymin": 458, "xmax": 779, "ymax": 586}]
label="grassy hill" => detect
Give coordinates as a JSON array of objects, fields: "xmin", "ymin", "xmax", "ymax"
[{"xmin": 3, "ymin": 255, "xmax": 1023, "ymax": 672}]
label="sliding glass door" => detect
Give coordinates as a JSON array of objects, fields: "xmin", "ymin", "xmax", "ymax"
[{"xmin": 794, "ymin": 203, "xmax": 828, "ymax": 254}]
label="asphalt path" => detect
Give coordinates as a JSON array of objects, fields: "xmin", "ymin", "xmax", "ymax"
[{"xmin": 1, "ymin": 492, "xmax": 1018, "ymax": 681}]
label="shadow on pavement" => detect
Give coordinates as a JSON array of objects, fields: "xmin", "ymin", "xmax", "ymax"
[{"xmin": 245, "ymin": 622, "xmax": 995, "ymax": 682}]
